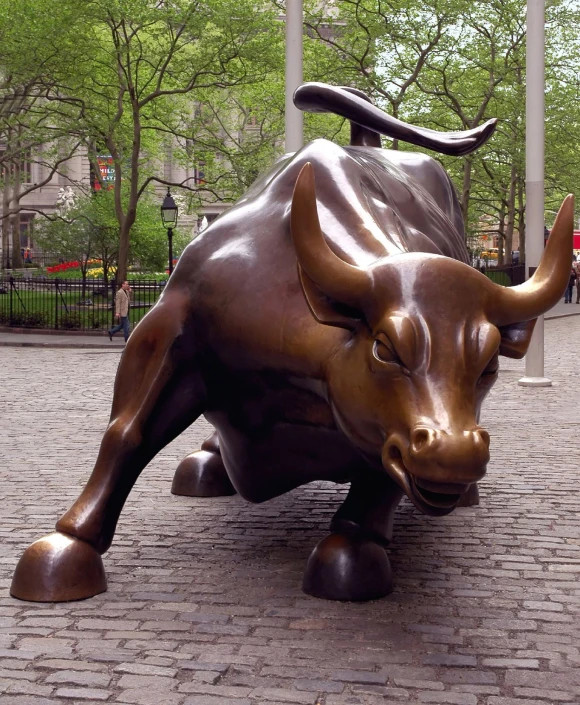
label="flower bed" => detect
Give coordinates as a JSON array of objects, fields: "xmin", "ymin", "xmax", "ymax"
[{"xmin": 46, "ymin": 259, "xmax": 101, "ymax": 274}]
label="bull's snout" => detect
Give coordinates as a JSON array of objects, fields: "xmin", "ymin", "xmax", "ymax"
[
  {"xmin": 409, "ymin": 425, "xmax": 490, "ymax": 482},
  {"xmin": 382, "ymin": 425, "xmax": 490, "ymax": 517}
]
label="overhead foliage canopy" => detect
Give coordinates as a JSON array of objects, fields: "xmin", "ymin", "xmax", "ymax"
[
  {"xmin": 305, "ymin": 0, "xmax": 580, "ymax": 263},
  {"xmin": 1, "ymin": 0, "xmax": 580, "ymax": 270}
]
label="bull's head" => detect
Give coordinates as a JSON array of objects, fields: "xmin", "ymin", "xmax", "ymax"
[{"xmin": 291, "ymin": 163, "xmax": 574, "ymax": 516}]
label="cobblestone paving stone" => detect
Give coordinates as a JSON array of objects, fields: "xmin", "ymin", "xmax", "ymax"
[{"xmin": 1, "ymin": 317, "xmax": 580, "ymax": 705}]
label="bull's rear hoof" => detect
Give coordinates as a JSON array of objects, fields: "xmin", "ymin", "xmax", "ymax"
[
  {"xmin": 10, "ymin": 532, "xmax": 107, "ymax": 602},
  {"xmin": 171, "ymin": 450, "xmax": 236, "ymax": 497},
  {"xmin": 457, "ymin": 483, "xmax": 480, "ymax": 507},
  {"xmin": 302, "ymin": 533, "xmax": 392, "ymax": 602}
]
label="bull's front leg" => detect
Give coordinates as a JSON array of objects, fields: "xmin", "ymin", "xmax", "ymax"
[
  {"xmin": 303, "ymin": 470, "xmax": 403, "ymax": 602},
  {"xmin": 11, "ymin": 298, "xmax": 206, "ymax": 603},
  {"xmin": 171, "ymin": 430, "xmax": 236, "ymax": 497}
]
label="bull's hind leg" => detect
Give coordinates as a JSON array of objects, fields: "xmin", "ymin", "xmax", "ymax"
[
  {"xmin": 303, "ymin": 471, "xmax": 403, "ymax": 602},
  {"xmin": 171, "ymin": 430, "xmax": 236, "ymax": 497},
  {"xmin": 11, "ymin": 297, "xmax": 206, "ymax": 602}
]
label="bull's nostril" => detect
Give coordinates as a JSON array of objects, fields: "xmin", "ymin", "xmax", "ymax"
[
  {"xmin": 478, "ymin": 429, "xmax": 491, "ymax": 448},
  {"xmin": 410, "ymin": 427, "xmax": 435, "ymax": 454},
  {"xmin": 388, "ymin": 445, "xmax": 403, "ymax": 461}
]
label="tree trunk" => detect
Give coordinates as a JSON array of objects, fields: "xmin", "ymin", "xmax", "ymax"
[
  {"xmin": 111, "ymin": 97, "xmax": 141, "ymax": 282},
  {"xmin": 1, "ymin": 163, "xmax": 10, "ymax": 269},
  {"xmin": 517, "ymin": 175, "xmax": 525, "ymax": 266},
  {"xmin": 10, "ymin": 157, "xmax": 22, "ymax": 270},
  {"xmin": 497, "ymin": 199, "xmax": 506, "ymax": 265},
  {"xmin": 10, "ymin": 210, "xmax": 22, "ymax": 269},
  {"xmin": 116, "ymin": 212, "xmax": 136, "ymax": 284},
  {"xmin": 504, "ymin": 163, "xmax": 517, "ymax": 265}
]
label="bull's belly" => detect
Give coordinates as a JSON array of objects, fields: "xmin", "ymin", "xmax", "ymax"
[{"xmin": 204, "ymin": 411, "xmax": 364, "ymax": 503}]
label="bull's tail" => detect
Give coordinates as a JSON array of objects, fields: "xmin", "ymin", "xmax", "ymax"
[{"xmin": 293, "ymin": 82, "xmax": 497, "ymax": 157}]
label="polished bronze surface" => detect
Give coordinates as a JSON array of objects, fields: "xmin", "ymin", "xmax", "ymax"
[
  {"xmin": 171, "ymin": 433, "xmax": 237, "ymax": 497},
  {"xmin": 11, "ymin": 533, "xmax": 106, "ymax": 602},
  {"xmin": 294, "ymin": 82, "xmax": 498, "ymax": 155},
  {"xmin": 11, "ymin": 83, "xmax": 574, "ymax": 603}
]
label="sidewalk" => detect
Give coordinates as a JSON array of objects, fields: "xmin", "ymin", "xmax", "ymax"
[
  {"xmin": 545, "ymin": 298, "xmax": 580, "ymax": 319},
  {"xmin": 0, "ymin": 329, "xmax": 125, "ymax": 349},
  {"xmin": 2, "ymin": 312, "xmax": 580, "ymax": 704},
  {"xmin": 1, "ymin": 298, "xmax": 579, "ymax": 349}
]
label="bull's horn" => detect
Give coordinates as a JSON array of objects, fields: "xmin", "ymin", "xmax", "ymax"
[
  {"xmin": 489, "ymin": 194, "xmax": 574, "ymax": 325},
  {"xmin": 290, "ymin": 162, "xmax": 370, "ymax": 307}
]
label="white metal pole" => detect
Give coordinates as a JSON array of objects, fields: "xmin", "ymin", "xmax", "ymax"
[
  {"xmin": 519, "ymin": 0, "xmax": 550, "ymax": 387},
  {"xmin": 285, "ymin": 0, "xmax": 303, "ymax": 153}
]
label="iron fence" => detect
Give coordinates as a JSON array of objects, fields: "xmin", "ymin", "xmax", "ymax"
[
  {"xmin": 0, "ymin": 265, "xmax": 526, "ymax": 334},
  {"xmin": 3, "ymin": 251, "xmax": 63, "ymax": 269},
  {"xmin": 0, "ymin": 277, "xmax": 165, "ymax": 332},
  {"xmin": 480, "ymin": 264, "xmax": 526, "ymax": 287}
]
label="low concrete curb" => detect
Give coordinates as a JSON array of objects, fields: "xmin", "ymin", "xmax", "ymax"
[
  {"xmin": 0, "ymin": 334, "xmax": 124, "ymax": 349},
  {"xmin": 0, "ymin": 339, "xmax": 123, "ymax": 349}
]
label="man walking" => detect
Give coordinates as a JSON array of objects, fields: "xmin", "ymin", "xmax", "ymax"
[
  {"xmin": 574, "ymin": 256, "xmax": 580, "ymax": 303},
  {"xmin": 108, "ymin": 281, "xmax": 131, "ymax": 342},
  {"xmin": 565, "ymin": 266, "xmax": 577, "ymax": 304}
]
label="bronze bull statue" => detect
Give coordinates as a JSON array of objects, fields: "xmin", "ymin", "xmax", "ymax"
[{"xmin": 11, "ymin": 84, "xmax": 573, "ymax": 603}]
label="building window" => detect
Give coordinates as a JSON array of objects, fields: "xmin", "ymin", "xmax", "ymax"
[
  {"xmin": 194, "ymin": 161, "xmax": 205, "ymax": 186},
  {"xmin": 0, "ymin": 146, "xmax": 32, "ymax": 184},
  {"xmin": 19, "ymin": 214, "xmax": 35, "ymax": 248},
  {"xmin": 246, "ymin": 111, "xmax": 259, "ymax": 130}
]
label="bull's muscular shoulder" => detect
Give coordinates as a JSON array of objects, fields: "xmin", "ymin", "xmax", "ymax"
[
  {"xmin": 280, "ymin": 141, "xmax": 462, "ymax": 235},
  {"xmin": 349, "ymin": 148, "xmax": 461, "ymax": 223}
]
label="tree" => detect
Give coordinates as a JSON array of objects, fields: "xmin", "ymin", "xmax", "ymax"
[
  {"xmin": 34, "ymin": 186, "xmax": 191, "ymax": 284},
  {"xmin": 304, "ymin": 0, "xmax": 459, "ymax": 142},
  {"xmin": 0, "ymin": 0, "xmax": 87, "ymax": 269},
  {"xmin": 38, "ymin": 0, "xmax": 287, "ymax": 282}
]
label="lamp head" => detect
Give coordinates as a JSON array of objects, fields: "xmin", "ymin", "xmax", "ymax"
[{"xmin": 161, "ymin": 188, "xmax": 178, "ymax": 227}]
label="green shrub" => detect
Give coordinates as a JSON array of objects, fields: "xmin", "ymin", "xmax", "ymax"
[
  {"xmin": 5, "ymin": 312, "xmax": 26, "ymax": 326},
  {"xmin": 88, "ymin": 312, "xmax": 108, "ymax": 330},
  {"xmin": 21, "ymin": 311, "xmax": 50, "ymax": 328},
  {"xmin": 485, "ymin": 271, "xmax": 512, "ymax": 287},
  {"xmin": 60, "ymin": 312, "xmax": 82, "ymax": 329}
]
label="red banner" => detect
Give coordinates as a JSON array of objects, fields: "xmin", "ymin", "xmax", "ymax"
[{"xmin": 94, "ymin": 155, "xmax": 115, "ymax": 191}]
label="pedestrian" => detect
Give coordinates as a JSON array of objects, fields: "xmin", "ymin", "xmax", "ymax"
[
  {"xmin": 564, "ymin": 265, "xmax": 576, "ymax": 303},
  {"xmin": 108, "ymin": 281, "xmax": 131, "ymax": 342},
  {"xmin": 573, "ymin": 256, "xmax": 580, "ymax": 304}
]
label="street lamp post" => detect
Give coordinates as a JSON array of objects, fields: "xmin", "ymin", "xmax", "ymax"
[
  {"xmin": 160, "ymin": 188, "xmax": 178, "ymax": 275},
  {"xmin": 518, "ymin": 0, "xmax": 549, "ymax": 387},
  {"xmin": 285, "ymin": 0, "xmax": 303, "ymax": 153}
]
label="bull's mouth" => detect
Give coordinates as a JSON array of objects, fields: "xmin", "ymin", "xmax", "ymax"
[{"xmin": 384, "ymin": 446, "xmax": 466, "ymax": 517}]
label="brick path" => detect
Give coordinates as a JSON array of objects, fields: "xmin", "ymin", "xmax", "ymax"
[{"xmin": 1, "ymin": 317, "xmax": 580, "ymax": 705}]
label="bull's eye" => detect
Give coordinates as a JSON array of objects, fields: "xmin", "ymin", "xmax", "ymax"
[{"xmin": 373, "ymin": 338, "xmax": 400, "ymax": 365}]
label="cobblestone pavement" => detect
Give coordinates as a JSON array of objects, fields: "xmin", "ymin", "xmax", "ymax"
[{"xmin": 1, "ymin": 317, "xmax": 580, "ymax": 705}]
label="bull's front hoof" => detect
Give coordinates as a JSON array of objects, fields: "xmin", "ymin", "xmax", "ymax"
[
  {"xmin": 302, "ymin": 533, "xmax": 392, "ymax": 602},
  {"xmin": 10, "ymin": 532, "xmax": 107, "ymax": 602},
  {"xmin": 171, "ymin": 450, "xmax": 237, "ymax": 497},
  {"xmin": 456, "ymin": 483, "xmax": 480, "ymax": 507}
]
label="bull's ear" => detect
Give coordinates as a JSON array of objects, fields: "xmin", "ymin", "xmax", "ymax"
[
  {"xmin": 498, "ymin": 319, "xmax": 537, "ymax": 358},
  {"xmin": 299, "ymin": 266, "xmax": 364, "ymax": 330}
]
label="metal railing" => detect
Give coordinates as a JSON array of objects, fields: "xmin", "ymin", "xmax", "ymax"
[
  {"xmin": 0, "ymin": 265, "xmax": 526, "ymax": 334},
  {"xmin": 0, "ymin": 277, "xmax": 165, "ymax": 332},
  {"xmin": 3, "ymin": 251, "xmax": 63, "ymax": 269},
  {"xmin": 480, "ymin": 264, "xmax": 526, "ymax": 287}
]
